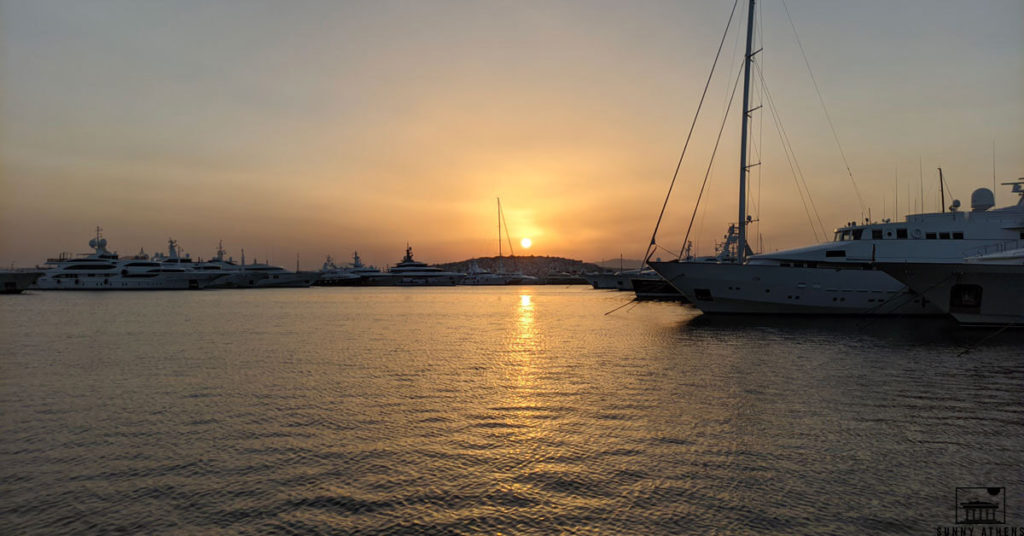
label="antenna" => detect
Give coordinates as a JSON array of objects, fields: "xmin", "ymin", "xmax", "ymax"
[
  {"xmin": 894, "ymin": 164, "xmax": 898, "ymax": 220},
  {"xmin": 992, "ymin": 140, "xmax": 997, "ymax": 201},
  {"xmin": 918, "ymin": 157, "xmax": 923, "ymax": 213},
  {"xmin": 938, "ymin": 168, "xmax": 945, "ymax": 213}
]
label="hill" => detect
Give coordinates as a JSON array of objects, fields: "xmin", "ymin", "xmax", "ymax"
[{"xmin": 435, "ymin": 255, "xmax": 601, "ymax": 277}]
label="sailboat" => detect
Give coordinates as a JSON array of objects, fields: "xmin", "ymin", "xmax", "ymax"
[
  {"xmin": 461, "ymin": 198, "xmax": 535, "ymax": 285},
  {"xmin": 647, "ymin": 0, "xmax": 1024, "ymax": 315}
]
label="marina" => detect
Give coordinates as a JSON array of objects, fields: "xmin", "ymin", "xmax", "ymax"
[{"xmin": 2, "ymin": 0, "xmax": 1021, "ymax": 533}]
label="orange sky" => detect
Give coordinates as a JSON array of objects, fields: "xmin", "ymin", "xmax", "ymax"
[{"xmin": 2, "ymin": 0, "xmax": 1022, "ymax": 269}]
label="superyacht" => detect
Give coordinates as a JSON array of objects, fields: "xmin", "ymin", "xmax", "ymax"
[
  {"xmin": 316, "ymin": 252, "xmax": 380, "ymax": 286},
  {"xmin": 34, "ymin": 229, "xmax": 227, "ymax": 290},
  {"xmin": 651, "ymin": 183, "xmax": 1024, "ymax": 314},
  {"xmin": 363, "ymin": 245, "xmax": 465, "ymax": 286}
]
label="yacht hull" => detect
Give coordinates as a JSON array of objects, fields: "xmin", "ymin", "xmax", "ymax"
[
  {"xmin": 34, "ymin": 272, "xmax": 226, "ymax": 290},
  {"xmin": 877, "ymin": 262, "xmax": 1024, "ymax": 326},
  {"xmin": 1, "ymin": 271, "xmax": 44, "ymax": 293},
  {"xmin": 252, "ymin": 272, "xmax": 319, "ymax": 288},
  {"xmin": 648, "ymin": 261, "xmax": 942, "ymax": 315},
  {"xmin": 363, "ymin": 274, "xmax": 464, "ymax": 286}
]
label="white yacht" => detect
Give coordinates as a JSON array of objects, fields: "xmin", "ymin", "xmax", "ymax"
[
  {"xmin": 877, "ymin": 248, "xmax": 1024, "ymax": 326},
  {"xmin": 461, "ymin": 261, "xmax": 528, "ymax": 286},
  {"xmin": 34, "ymin": 229, "xmax": 227, "ymax": 290},
  {"xmin": 191, "ymin": 241, "xmax": 271, "ymax": 288},
  {"xmin": 646, "ymin": 0, "xmax": 1024, "ymax": 315},
  {"xmin": 316, "ymin": 251, "xmax": 382, "ymax": 286},
  {"xmin": 364, "ymin": 245, "xmax": 465, "ymax": 286},
  {"xmin": 238, "ymin": 257, "xmax": 320, "ymax": 288},
  {"xmin": 651, "ymin": 183, "xmax": 1024, "ymax": 315}
]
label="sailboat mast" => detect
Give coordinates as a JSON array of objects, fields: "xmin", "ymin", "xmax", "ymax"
[
  {"xmin": 497, "ymin": 197, "xmax": 502, "ymax": 259},
  {"xmin": 737, "ymin": 0, "xmax": 756, "ymax": 263}
]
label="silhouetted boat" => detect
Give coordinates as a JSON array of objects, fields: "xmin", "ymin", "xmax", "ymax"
[
  {"xmin": 364, "ymin": 245, "xmax": 465, "ymax": 286},
  {"xmin": 35, "ymin": 228, "xmax": 227, "ymax": 290},
  {"xmin": 316, "ymin": 252, "xmax": 381, "ymax": 286}
]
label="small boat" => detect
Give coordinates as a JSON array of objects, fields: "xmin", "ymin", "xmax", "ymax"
[
  {"xmin": 584, "ymin": 268, "xmax": 661, "ymax": 291},
  {"xmin": 632, "ymin": 278, "xmax": 688, "ymax": 302}
]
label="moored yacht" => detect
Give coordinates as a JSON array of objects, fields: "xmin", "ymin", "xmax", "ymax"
[
  {"xmin": 315, "ymin": 252, "xmax": 380, "ymax": 286},
  {"xmin": 191, "ymin": 241, "xmax": 270, "ymax": 288},
  {"xmin": 645, "ymin": 0, "xmax": 1023, "ymax": 316},
  {"xmin": 460, "ymin": 261, "xmax": 528, "ymax": 286},
  {"xmin": 239, "ymin": 257, "xmax": 320, "ymax": 288},
  {"xmin": 650, "ymin": 183, "xmax": 1024, "ymax": 315},
  {"xmin": 876, "ymin": 248, "xmax": 1024, "ymax": 326},
  {"xmin": 34, "ymin": 229, "xmax": 227, "ymax": 290},
  {"xmin": 363, "ymin": 245, "xmax": 465, "ymax": 286},
  {"xmin": 584, "ymin": 269, "xmax": 660, "ymax": 291}
]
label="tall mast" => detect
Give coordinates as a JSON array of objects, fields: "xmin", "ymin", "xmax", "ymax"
[
  {"xmin": 737, "ymin": 0, "xmax": 756, "ymax": 263},
  {"xmin": 497, "ymin": 197, "xmax": 502, "ymax": 259}
]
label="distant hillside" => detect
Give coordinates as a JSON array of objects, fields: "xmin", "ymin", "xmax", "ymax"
[{"xmin": 436, "ymin": 255, "xmax": 601, "ymax": 277}]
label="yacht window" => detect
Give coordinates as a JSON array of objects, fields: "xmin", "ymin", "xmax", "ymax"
[
  {"xmin": 952, "ymin": 232, "xmax": 964, "ymax": 239},
  {"xmin": 950, "ymin": 284, "xmax": 982, "ymax": 309},
  {"xmin": 852, "ymin": 229, "xmax": 863, "ymax": 240},
  {"xmin": 926, "ymin": 232, "xmax": 937, "ymax": 239},
  {"xmin": 939, "ymin": 232, "xmax": 950, "ymax": 239},
  {"xmin": 825, "ymin": 250, "xmax": 846, "ymax": 258},
  {"xmin": 896, "ymin": 228, "xmax": 908, "ymax": 239},
  {"xmin": 872, "ymin": 229, "xmax": 883, "ymax": 239}
]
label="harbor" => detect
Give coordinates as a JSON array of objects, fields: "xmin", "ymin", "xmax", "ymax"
[{"xmin": 2, "ymin": 0, "xmax": 1022, "ymax": 533}]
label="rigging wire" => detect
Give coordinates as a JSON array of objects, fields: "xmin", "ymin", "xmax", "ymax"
[
  {"xmin": 643, "ymin": 0, "xmax": 740, "ymax": 263},
  {"xmin": 679, "ymin": 60, "xmax": 746, "ymax": 258},
  {"xmin": 780, "ymin": 0, "xmax": 866, "ymax": 219},
  {"xmin": 754, "ymin": 62, "xmax": 828, "ymax": 241}
]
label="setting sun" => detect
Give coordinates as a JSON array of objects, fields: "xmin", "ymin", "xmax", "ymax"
[{"xmin": 520, "ymin": 238, "xmax": 532, "ymax": 249}]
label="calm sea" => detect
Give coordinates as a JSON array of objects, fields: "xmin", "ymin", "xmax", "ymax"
[{"xmin": 1, "ymin": 287, "xmax": 1021, "ymax": 535}]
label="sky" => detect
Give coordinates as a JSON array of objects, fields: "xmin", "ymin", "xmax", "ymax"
[{"xmin": 2, "ymin": 0, "xmax": 1022, "ymax": 269}]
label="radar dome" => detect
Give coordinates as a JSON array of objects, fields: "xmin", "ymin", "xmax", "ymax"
[
  {"xmin": 89, "ymin": 238, "xmax": 97, "ymax": 248},
  {"xmin": 99, "ymin": 238, "xmax": 107, "ymax": 248},
  {"xmin": 970, "ymin": 188, "xmax": 995, "ymax": 211}
]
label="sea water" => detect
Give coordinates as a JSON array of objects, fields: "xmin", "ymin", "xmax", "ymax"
[{"xmin": 1, "ymin": 287, "xmax": 1021, "ymax": 534}]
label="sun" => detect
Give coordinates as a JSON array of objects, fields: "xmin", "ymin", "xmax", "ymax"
[{"xmin": 520, "ymin": 237, "xmax": 532, "ymax": 249}]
